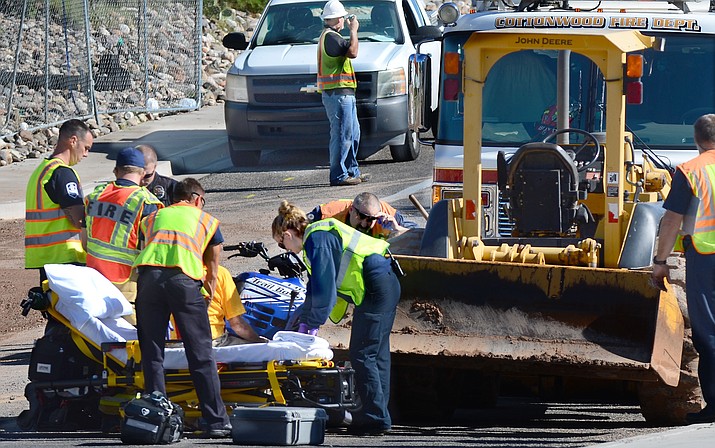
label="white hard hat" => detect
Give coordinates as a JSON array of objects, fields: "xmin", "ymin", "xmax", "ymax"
[{"xmin": 321, "ymin": 0, "xmax": 348, "ymax": 20}]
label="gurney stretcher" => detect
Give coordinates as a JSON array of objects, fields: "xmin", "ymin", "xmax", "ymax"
[{"xmin": 17, "ymin": 265, "xmax": 355, "ymax": 431}]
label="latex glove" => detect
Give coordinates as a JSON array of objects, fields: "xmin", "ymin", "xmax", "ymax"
[
  {"xmin": 298, "ymin": 323, "xmax": 319, "ymax": 336},
  {"xmin": 377, "ymin": 214, "xmax": 395, "ymax": 231}
]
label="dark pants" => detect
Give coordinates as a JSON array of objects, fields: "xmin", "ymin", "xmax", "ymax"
[
  {"xmin": 136, "ymin": 266, "xmax": 229, "ymax": 430},
  {"xmin": 685, "ymin": 241, "xmax": 715, "ymax": 408},
  {"xmin": 349, "ymin": 254, "xmax": 401, "ymax": 430}
]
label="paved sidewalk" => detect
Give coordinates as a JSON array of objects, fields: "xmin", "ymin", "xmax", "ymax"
[
  {"xmin": 584, "ymin": 422, "xmax": 714, "ymax": 447},
  {"xmin": 0, "ymin": 106, "xmax": 229, "ymax": 220}
]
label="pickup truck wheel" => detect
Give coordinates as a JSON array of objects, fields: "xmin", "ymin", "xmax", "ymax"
[
  {"xmin": 228, "ymin": 139, "xmax": 261, "ymax": 167},
  {"xmin": 389, "ymin": 130, "xmax": 421, "ymax": 162}
]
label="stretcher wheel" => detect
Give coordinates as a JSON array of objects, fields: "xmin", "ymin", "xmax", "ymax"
[
  {"xmin": 100, "ymin": 414, "xmax": 121, "ymax": 433},
  {"xmin": 17, "ymin": 383, "xmax": 42, "ymax": 431},
  {"xmin": 16, "ymin": 409, "xmax": 38, "ymax": 431}
]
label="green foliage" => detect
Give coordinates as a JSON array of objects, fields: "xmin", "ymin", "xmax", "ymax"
[{"xmin": 203, "ymin": 0, "xmax": 268, "ymax": 18}]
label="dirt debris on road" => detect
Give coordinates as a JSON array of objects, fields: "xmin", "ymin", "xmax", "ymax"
[{"xmin": 0, "ymin": 219, "xmax": 44, "ymax": 340}]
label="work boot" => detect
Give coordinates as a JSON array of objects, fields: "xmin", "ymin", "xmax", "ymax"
[
  {"xmin": 201, "ymin": 423, "xmax": 233, "ymax": 438},
  {"xmin": 686, "ymin": 406, "xmax": 715, "ymax": 424},
  {"xmin": 331, "ymin": 177, "xmax": 362, "ymax": 186},
  {"xmin": 346, "ymin": 423, "xmax": 390, "ymax": 436}
]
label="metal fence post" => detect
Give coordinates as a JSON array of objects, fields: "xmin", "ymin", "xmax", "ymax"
[
  {"xmin": 44, "ymin": 0, "xmax": 50, "ymax": 125},
  {"xmin": 3, "ymin": 0, "xmax": 28, "ymax": 131},
  {"xmin": 83, "ymin": 0, "xmax": 100, "ymax": 124},
  {"xmin": 142, "ymin": 0, "xmax": 149, "ymax": 110},
  {"xmin": 195, "ymin": 0, "xmax": 203, "ymax": 108}
]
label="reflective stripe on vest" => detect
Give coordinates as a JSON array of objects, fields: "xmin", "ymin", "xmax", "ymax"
[
  {"xmin": 317, "ymin": 29, "xmax": 357, "ymax": 92},
  {"xmin": 674, "ymin": 151, "xmax": 715, "ymax": 254},
  {"xmin": 24, "ymin": 158, "xmax": 86, "ymax": 268},
  {"xmin": 85, "ymin": 182, "xmax": 163, "ymax": 283},
  {"xmin": 302, "ymin": 218, "xmax": 390, "ymax": 323},
  {"xmin": 134, "ymin": 204, "xmax": 219, "ymax": 280}
]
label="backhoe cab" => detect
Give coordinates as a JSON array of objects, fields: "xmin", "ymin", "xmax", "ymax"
[{"xmin": 454, "ymin": 29, "xmax": 671, "ymax": 268}]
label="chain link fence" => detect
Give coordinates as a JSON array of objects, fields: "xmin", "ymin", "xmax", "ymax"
[{"xmin": 0, "ymin": 0, "xmax": 203, "ymax": 138}]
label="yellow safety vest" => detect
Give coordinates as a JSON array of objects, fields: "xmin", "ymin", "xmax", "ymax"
[
  {"xmin": 317, "ymin": 29, "xmax": 357, "ymax": 92},
  {"xmin": 134, "ymin": 204, "xmax": 219, "ymax": 280},
  {"xmin": 674, "ymin": 151, "xmax": 715, "ymax": 254},
  {"xmin": 303, "ymin": 218, "xmax": 390, "ymax": 323},
  {"xmin": 25, "ymin": 158, "xmax": 86, "ymax": 268},
  {"xmin": 85, "ymin": 182, "xmax": 163, "ymax": 283}
]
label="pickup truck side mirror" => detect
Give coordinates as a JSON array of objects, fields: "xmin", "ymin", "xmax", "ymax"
[
  {"xmin": 223, "ymin": 32, "xmax": 249, "ymax": 51},
  {"xmin": 411, "ymin": 25, "xmax": 443, "ymax": 45}
]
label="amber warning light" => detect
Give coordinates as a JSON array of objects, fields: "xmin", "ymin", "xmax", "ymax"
[{"xmin": 625, "ymin": 54, "xmax": 643, "ymax": 105}]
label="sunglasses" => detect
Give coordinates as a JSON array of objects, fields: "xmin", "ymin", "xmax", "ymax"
[
  {"xmin": 142, "ymin": 171, "xmax": 155, "ymax": 180},
  {"xmin": 191, "ymin": 192, "xmax": 206, "ymax": 207},
  {"xmin": 278, "ymin": 232, "xmax": 286, "ymax": 250},
  {"xmin": 354, "ymin": 208, "xmax": 377, "ymax": 222}
]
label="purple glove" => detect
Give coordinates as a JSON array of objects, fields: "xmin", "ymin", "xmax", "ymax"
[
  {"xmin": 298, "ymin": 323, "xmax": 319, "ymax": 336},
  {"xmin": 377, "ymin": 215, "xmax": 394, "ymax": 231}
]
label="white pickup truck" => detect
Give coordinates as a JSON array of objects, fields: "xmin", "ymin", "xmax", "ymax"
[{"xmin": 222, "ymin": 0, "xmax": 441, "ymax": 166}]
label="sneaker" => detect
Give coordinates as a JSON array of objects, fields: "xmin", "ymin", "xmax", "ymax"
[
  {"xmin": 331, "ymin": 177, "xmax": 362, "ymax": 186},
  {"xmin": 358, "ymin": 173, "xmax": 371, "ymax": 183},
  {"xmin": 686, "ymin": 406, "xmax": 715, "ymax": 424},
  {"xmin": 202, "ymin": 424, "xmax": 232, "ymax": 438}
]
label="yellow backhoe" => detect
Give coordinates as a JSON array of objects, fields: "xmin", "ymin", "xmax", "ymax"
[{"xmin": 327, "ymin": 28, "xmax": 697, "ymax": 424}]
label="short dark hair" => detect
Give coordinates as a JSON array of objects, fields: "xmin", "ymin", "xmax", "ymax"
[
  {"xmin": 172, "ymin": 177, "xmax": 205, "ymax": 203},
  {"xmin": 58, "ymin": 119, "xmax": 91, "ymax": 141},
  {"xmin": 694, "ymin": 114, "xmax": 715, "ymax": 146}
]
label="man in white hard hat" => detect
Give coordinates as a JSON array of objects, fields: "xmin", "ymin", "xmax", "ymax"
[{"xmin": 318, "ymin": 0, "xmax": 369, "ymax": 187}]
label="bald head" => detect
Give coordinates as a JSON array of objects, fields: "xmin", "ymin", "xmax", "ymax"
[
  {"xmin": 135, "ymin": 144, "xmax": 158, "ymax": 165},
  {"xmin": 353, "ymin": 192, "xmax": 380, "ymax": 215},
  {"xmin": 135, "ymin": 144, "xmax": 158, "ymax": 186}
]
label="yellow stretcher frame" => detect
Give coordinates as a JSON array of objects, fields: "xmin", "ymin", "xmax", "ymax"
[{"xmin": 38, "ymin": 288, "xmax": 348, "ymax": 421}]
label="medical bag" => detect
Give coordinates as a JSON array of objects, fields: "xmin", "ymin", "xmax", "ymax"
[{"xmin": 120, "ymin": 391, "xmax": 184, "ymax": 444}]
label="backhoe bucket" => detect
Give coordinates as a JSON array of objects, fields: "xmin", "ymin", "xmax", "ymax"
[{"xmin": 390, "ymin": 255, "xmax": 684, "ymax": 386}]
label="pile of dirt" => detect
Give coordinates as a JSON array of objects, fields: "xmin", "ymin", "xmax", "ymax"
[{"xmin": 0, "ymin": 219, "xmax": 45, "ymax": 343}]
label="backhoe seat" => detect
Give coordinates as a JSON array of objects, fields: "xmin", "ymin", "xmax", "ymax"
[{"xmin": 506, "ymin": 142, "xmax": 585, "ymax": 237}]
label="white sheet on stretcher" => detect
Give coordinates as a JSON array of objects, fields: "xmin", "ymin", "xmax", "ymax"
[{"xmin": 44, "ymin": 264, "xmax": 333, "ymax": 369}]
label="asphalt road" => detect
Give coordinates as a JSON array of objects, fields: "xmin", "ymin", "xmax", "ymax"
[{"xmin": 0, "ymin": 105, "xmax": 703, "ymax": 447}]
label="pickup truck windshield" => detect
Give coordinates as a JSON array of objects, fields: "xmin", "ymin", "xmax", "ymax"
[
  {"xmin": 480, "ymin": 34, "xmax": 713, "ymax": 150},
  {"xmin": 253, "ymin": 1, "xmax": 404, "ymax": 46}
]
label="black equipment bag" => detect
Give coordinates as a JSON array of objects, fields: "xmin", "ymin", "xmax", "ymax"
[
  {"xmin": 28, "ymin": 328, "xmax": 99, "ymax": 381},
  {"xmin": 120, "ymin": 392, "xmax": 184, "ymax": 444}
]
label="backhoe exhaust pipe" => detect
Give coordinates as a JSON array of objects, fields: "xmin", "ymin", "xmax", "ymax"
[{"xmin": 409, "ymin": 194, "xmax": 429, "ymax": 220}]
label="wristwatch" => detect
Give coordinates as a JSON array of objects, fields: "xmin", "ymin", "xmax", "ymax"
[{"xmin": 652, "ymin": 257, "xmax": 667, "ymax": 265}]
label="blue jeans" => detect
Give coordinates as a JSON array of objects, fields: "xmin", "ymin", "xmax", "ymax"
[
  {"xmin": 322, "ymin": 91, "xmax": 361, "ymax": 184},
  {"xmin": 349, "ymin": 254, "xmax": 401, "ymax": 430},
  {"xmin": 684, "ymin": 240, "xmax": 715, "ymax": 407}
]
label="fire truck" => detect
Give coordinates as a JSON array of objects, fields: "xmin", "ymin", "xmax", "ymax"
[{"xmin": 412, "ymin": 0, "xmax": 709, "ymax": 237}]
